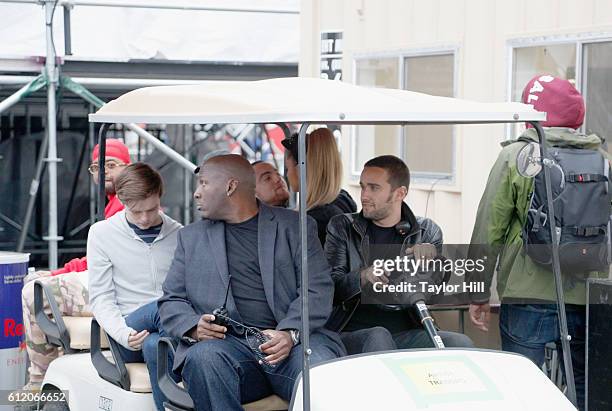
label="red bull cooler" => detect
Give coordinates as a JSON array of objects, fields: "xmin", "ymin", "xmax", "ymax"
[{"xmin": 0, "ymin": 252, "xmax": 29, "ymax": 408}]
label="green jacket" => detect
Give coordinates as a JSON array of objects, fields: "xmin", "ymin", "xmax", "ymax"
[{"xmin": 469, "ymin": 127, "xmax": 610, "ymax": 305}]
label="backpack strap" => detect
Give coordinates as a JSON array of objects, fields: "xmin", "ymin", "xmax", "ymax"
[
  {"xmin": 566, "ymin": 173, "xmax": 608, "ymax": 183},
  {"xmin": 515, "ymin": 136, "xmax": 535, "ymax": 145},
  {"xmin": 567, "ymin": 225, "xmax": 607, "ymax": 237},
  {"xmin": 531, "ymin": 205, "xmax": 547, "ymax": 232}
]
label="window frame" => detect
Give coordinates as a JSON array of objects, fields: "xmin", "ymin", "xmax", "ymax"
[
  {"xmin": 351, "ymin": 46, "xmax": 459, "ymax": 184},
  {"xmin": 506, "ymin": 32, "xmax": 612, "ymax": 139}
]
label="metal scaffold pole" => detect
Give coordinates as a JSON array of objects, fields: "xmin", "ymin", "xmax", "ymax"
[{"xmin": 43, "ymin": 0, "xmax": 62, "ymax": 269}]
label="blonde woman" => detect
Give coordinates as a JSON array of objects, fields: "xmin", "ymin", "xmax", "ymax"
[{"xmin": 282, "ymin": 127, "xmax": 356, "ymax": 245}]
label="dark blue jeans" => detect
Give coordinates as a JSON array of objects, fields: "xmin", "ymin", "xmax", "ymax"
[
  {"xmin": 180, "ymin": 332, "xmax": 344, "ymax": 411},
  {"xmin": 499, "ymin": 303, "xmax": 585, "ymax": 410},
  {"xmin": 341, "ymin": 326, "xmax": 474, "ymax": 355},
  {"xmin": 116, "ymin": 301, "xmax": 179, "ymax": 411}
]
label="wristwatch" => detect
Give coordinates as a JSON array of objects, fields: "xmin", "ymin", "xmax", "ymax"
[{"xmin": 289, "ymin": 329, "xmax": 300, "ymax": 346}]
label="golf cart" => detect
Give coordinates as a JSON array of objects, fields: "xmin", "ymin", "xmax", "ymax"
[{"xmin": 38, "ymin": 77, "xmax": 576, "ymax": 410}]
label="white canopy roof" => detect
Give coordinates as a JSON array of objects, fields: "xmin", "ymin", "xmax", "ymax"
[{"xmin": 89, "ymin": 77, "xmax": 546, "ymax": 125}]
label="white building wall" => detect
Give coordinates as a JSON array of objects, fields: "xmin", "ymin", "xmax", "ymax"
[{"xmin": 300, "ymin": 0, "xmax": 612, "ymax": 244}]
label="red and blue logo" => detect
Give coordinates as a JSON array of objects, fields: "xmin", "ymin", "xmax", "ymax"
[{"xmin": 0, "ymin": 262, "xmax": 27, "ymax": 349}]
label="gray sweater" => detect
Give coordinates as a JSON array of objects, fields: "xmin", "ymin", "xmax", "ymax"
[{"xmin": 87, "ymin": 210, "xmax": 182, "ymax": 348}]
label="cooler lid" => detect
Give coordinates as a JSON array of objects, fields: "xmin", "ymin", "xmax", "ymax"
[{"xmin": 0, "ymin": 251, "xmax": 30, "ymax": 264}]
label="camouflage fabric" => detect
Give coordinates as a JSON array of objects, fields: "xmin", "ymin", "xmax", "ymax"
[{"xmin": 21, "ymin": 270, "xmax": 91, "ymax": 384}]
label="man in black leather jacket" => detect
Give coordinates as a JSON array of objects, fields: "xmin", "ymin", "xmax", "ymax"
[{"xmin": 324, "ymin": 155, "xmax": 473, "ymax": 354}]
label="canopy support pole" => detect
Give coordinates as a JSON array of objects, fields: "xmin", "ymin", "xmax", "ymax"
[
  {"xmin": 89, "ymin": 104, "xmax": 97, "ymax": 224},
  {"xmin": 298, "ymin": 123, "xmax": 311, "ymax": 411},
  {"xmin": 96, "ymin": 124, "xmax": 109, "ymax": 222},
  {"xmin": 183, "ymin": 125, "xmax": 193, "ymax": 225},
  {"xmin": 531, "ymin": 121, "xmax": 577, "ymax": 406}
]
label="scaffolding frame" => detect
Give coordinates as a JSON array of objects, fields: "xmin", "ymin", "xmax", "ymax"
[{"xmin": 0, "ymin": 0, "xmax": 295, "ymax": 267}]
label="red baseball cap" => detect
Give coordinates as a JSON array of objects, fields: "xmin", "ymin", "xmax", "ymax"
[
  {"xmin": 92, "ymin": 138, "xmax": 131, "ymax": 164},
  {"xmin": 522, "ymin": 74, "xmax": 585, "ymax": 129}
]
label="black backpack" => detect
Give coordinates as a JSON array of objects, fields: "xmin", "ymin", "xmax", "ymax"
[{"xmin": 522, "ymin": 141, "xmax": 612, "ymax": 274}]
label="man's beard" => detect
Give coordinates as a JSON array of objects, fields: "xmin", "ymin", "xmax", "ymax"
[
  {"xmin": 362, "ymin": 193, "xmax": 394, "ymax": 221},
  {"xmin": 105, "ymin": 182, "xmax": 115, "ymax": 195}
]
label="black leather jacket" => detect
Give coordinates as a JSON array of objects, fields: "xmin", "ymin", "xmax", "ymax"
[{"xmin": 323, "ymin": 203, "xmax": 443, "ymax": 332}]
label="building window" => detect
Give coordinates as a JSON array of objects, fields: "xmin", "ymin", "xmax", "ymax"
[
  {"xmin": 511, "ymin": 44, "xmax": 576, "ymax": 101},
  {"xmin": 352, "ymin": 58, "xmax": 400, "ymax": 176},
  {"xmin": 582, "ymin": 41, "xmax": 612, "ymax": 146},
  {"xmin": 403, "ymin": 54, "xmax": 454, "ymax": 177},
  {"xmin": 353, "ymin": 51, "xmax": 455, "ymax": 180},
  {"xmin": 510, "ymin": 38, "xmax": 612, "ymax": 153}
]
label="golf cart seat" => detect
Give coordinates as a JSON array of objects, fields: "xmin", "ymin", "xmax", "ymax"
[
  {"xmin": 243, "ymin": 395, "xmax": 288, "ymax": 411},
  {"xmin": 63, "ymin": 316, "xmax": 110, "ymax": 350},
  {"xmin": 157, "ymin": 338, "xmax": 289, "ymax": 411},
  {"xmin": 124, "ymin": 363, "xmax": 153, "ymax": 393},
  {"xmin": 34, "ymin": 279, "xmax": 109, "ymax": 352}
]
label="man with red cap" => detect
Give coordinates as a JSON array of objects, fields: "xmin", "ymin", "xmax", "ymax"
[
  {"xmin": 19, "ymin": 139, "xmax": 131, "ymax": 390},
  {"xmin": 49, "ymin": 138, "xmax": 132, "ymax": 273},
  {"xmin": 89, "ymin": 138, "xmax": 132, "ymax": 220},
  {"xmin": 468, "ymin": 75, "xmax": 610, "ymax": 410}
]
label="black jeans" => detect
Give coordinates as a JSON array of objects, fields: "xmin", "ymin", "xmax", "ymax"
[{"xmin": 341, "ymin": 326, "xmax": 474, "ymax": 355}]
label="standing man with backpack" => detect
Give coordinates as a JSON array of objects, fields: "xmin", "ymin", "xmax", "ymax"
[{"xmin": 468, "ymin": 75, "xmax": 611, "ymax": 410}]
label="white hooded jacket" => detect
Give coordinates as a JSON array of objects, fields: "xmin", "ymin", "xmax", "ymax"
[{"xmin": 87, "ymin": 210, "xmax": 182, "ymax": 348}]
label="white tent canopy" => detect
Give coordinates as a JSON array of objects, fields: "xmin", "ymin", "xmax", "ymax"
[
  {"xmin": 0, "ymin": 0, "xmax": 299, "ymax": 63},
  {"xmin": 89, "ymin": 77, "xmax": 546, "ymax": 125}
]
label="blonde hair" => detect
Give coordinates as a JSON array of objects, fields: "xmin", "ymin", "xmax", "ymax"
[{"xmin": 305, "ymin": 128, "xmax": 342, "ymax": 209}]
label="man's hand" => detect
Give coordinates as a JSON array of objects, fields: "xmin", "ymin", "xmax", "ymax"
[
  {"xmin": 469, "ymin": 303, "xmax": 491, "ymax": 332},
  {"xmin": 259, "ymin": 330, "xmax": 293, "ymax": 365},
  {"xmin": 405, "ymin": 243, "xmax": 437, "ymax": 260},
  {"xmin": 127, "ymin": 329, "xmax": 149, "ymax": 349},
  {"xmin": 360, "ymin": 265, "xmax": 390, "ymax": 288},
  {"xmin": 192, "ymin": 314, "xmax": 227, "ymax": 341}
]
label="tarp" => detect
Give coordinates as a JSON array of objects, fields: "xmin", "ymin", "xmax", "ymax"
[
  {"xmin": 0, "ymin": 0, "xmax": 299, "ymax": 63},
  {"xmin": 61, "ymin": 76, "xmax": 105, "ymax": 108},
  {"xmin": 89, "ymin": 77, "xmax": 547, "ymax": 125},
  {"xmin": 0, "ymin": 74, "xmax": 47, "ymax": 116}
]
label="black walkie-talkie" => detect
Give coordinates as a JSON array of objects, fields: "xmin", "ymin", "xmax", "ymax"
[
  {"xmin": 209, "ymin": 275, "xmax": 277, "ymax": 366},
  {"xmin": 212, "ymin": 275, "xmax": 231, "ymax": 327}
]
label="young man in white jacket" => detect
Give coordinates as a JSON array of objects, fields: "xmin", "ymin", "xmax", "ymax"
[{"xmin": 88, "ymin": 163, "xmax": 182, "ymax": 411}]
